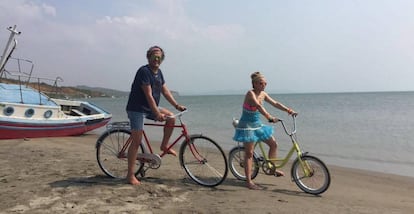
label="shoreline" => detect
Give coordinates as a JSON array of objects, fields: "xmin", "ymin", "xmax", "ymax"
[{"xmin": 1, "ymin": 134, "xmax": 413, "ymax": 213}]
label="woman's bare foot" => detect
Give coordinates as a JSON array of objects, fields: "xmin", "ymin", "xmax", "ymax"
[
  {"xmin": 247, "ymin": 182, "xmax": 263, "ymax": 190},
  {"xmin": 274, "ymin": 169, "xmax": 285, "ymax": 177},
  {"xmin": 269, "ymin": 167, "xmax": 285, "ymax": 177},
  {"xmin": 127, "ymin": 175, "xmax": 141, "ymax": 185}
]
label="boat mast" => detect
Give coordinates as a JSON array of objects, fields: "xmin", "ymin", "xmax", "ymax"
[{"xmin": 0, "ymin": 25, "xmax": 21, "ymax": 78}]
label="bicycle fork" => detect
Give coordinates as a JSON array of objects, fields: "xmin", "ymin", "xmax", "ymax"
[{"xmin": 292, "ymin": 142, "xmax": 313, "ymax": 178}]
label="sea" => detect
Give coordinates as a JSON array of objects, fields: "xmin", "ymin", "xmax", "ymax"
[{"xmin": 86, "ymin": 91, "xmax": 414, "ymax": 178}]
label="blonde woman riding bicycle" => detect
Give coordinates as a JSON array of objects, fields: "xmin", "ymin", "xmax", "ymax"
[{"xmin": 233, "ymin": 71, "xmax": 297, "ymax": 190}]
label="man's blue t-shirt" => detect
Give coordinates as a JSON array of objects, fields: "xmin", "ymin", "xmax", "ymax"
[{"xmin": 126, "ymin": 65, "xmax": 165, "ymax": 113}]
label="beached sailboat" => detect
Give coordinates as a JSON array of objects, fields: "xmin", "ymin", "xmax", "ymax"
[{"xmin": 0, "ymin": 25, "xmax": 112, "ymax": 139}]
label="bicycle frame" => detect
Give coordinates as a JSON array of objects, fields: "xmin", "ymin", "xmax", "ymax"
[
  {"xmin": 113, "ymin": 111, "xmax": 206, "ymax": 166},
  {"xmin": 115, "ymin": 111, "xmax": 191, "ymax": 159},
  {"xmin": 140, "ymin": 116, "xmax": 207, "ymax": 165},
  {"xmin": 253, "ymin": 116, "xmax": 313, "ymax": 177},
  {"xmin": 141, "ymin": 120, "xmax": 190, "ymax": 157}
]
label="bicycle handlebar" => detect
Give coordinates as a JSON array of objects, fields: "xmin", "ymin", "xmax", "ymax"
[
  {"xmin": 166, "ymin": 109, "xmax": 188, "ymax": 119},
  {"xmin": 106, "ymin": 110, "xmax": 188, "ymax": 130},
  {"xmin": 273, "ymin": 115, "xmax": 297, "ymax": 136}
]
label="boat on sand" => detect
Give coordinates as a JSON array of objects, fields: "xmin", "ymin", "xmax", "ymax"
[{"xmin": 0, "ymin": 25, "xmax": 112, "ymax": 139}]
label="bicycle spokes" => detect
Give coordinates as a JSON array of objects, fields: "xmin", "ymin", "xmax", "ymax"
[
  {"xmin": 180, "ymin": 136, "xmax": 228, "ymax": 187},
  {"xmin": 291, "ymin": 155, "xmax": 331, "ymax": 195}
]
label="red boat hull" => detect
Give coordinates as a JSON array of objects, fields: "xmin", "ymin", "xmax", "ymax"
[{"xmin": 0, "ymin": 118, "xmax": 111, "ymax": 139}]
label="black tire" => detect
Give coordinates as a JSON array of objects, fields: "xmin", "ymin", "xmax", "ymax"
[
  {"xmin": 291, "ymin": 155, "xmax": 331, "ymax": 195},
  {"xmin": 179, "ymin": 135, "xmax": 228, "ymax": 187},
  {"xmin": 228, "ymin": 146, "xmax": 260, "ymax": 181},
  {"xmin": 96, "ymin": 129, "xmax": 144, "ymax": 178}
]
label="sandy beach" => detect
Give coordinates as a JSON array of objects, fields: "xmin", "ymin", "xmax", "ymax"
[{"xmin": 0, "ymin": 134, "xmax": 413, "ymax": 214}]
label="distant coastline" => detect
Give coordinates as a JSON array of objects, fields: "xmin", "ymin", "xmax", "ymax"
[
  {"xmin": 179, "ymin": 90, "xmax": 414, "ymax": 96},
  {"xmin": 76, "ymin": 85, "xmax": 179, "ymax": 98},
  {"xmin": 0, "ymin": 78, "xmax": 179, "ymax": 98}
]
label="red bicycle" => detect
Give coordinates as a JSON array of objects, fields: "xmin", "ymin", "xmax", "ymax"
[{"xmin": 96, "ymin": 110, "xmax": 228, "ymax": 187}]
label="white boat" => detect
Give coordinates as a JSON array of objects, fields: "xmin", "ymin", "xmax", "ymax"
[{"xmin": 0, "ymin": 25, "xmax": 112, "ymax": 139}]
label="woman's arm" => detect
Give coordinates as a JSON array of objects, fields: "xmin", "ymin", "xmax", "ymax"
[
  {"xmin": 264, "ymin": 93, "xmax": 296, "ymax": 115},
  {"xmin": 246, "ymin": 91, "xmax": 273, "ymax": 120}
]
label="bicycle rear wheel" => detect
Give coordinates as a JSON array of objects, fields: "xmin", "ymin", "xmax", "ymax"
[
  {"xmin": 291, "ymin": 155, "xmax": 331, "ymax": 195},
  {"xmin": 228, "ymin": 146, "xmax": 260, "ymax": 180},
  {"xmin": 179, "ymin": 135, "xmax": 228, "ymax": 187},
  {"xmin": 96, "ymin": 129, "xmax": 144, "ymax": 178}
]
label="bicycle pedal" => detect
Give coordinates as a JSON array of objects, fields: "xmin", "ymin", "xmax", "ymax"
[{"xmin": 137, "ymin": 153, "xmax": 162, "ymax": 166}]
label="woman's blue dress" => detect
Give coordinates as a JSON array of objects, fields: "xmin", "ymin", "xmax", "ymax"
[{"xmin": 233, "ymin": 108, "xmax": 273, "ymax": 143}]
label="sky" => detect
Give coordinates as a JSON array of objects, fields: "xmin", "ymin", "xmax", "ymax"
[{"xmin": 1, "ymin": 0, "xmax": 414, "ymax": 95}]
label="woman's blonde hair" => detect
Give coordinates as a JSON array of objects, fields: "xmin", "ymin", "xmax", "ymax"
[{"xmin": 251, "ymin": 71, "xmax": 265, "ymax": 83}]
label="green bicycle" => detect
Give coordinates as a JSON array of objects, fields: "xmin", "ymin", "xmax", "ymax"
[{"xmin": 228, "ymin": 115, "xmax": 331, "ymax": 195}]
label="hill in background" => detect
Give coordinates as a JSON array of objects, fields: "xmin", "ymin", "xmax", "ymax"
[
  {"xmin": 77, "ymin": 85, "xmax": 179, "ymax": 98},
  {"xmin": 76, "ymin": 85, "xmax": 129, "ymax": 98},
  {"xmin": 1, "ymin": 77, "xmax": 178, "ymax": 98}
]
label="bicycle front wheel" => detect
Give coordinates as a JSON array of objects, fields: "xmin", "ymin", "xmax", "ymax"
[
  {"xmin": 96, "ymin": 129, "xmax": 144, "ymax": 179},
  {"xmin": 291, "ymin": 155, "xmax": 331, "ymax": 195},
  {"xmin": 228, "ymin": 146, "xmax": 260, "ymax": 180},
  {"xmin": 179, "ymin": 135, "xmax": 228, "ymax": 187}
]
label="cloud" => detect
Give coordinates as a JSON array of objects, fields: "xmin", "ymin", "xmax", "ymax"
[
  {"xmin": 41, "ymin": 3, "xmax": 56, "ymax": 16},
  {"xmin": 195, "ymin": 24, "xmax": 245, "ymax": 41},
  {"xmin": 0, "ymin": 1, "xmax": 55, "ymax": 21},
  {"xmin": 94, "ymin": 0, "xmax": 244, "ymax": 43}
]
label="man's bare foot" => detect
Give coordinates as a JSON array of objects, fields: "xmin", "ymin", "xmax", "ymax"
[
  {"xmin": 161, "ymin": 148, "xmax": 177, "ymax": 156},
  {"xmin": 247, "ymin": 182, "xmax": 263, "ymax": 190},
  {"xmin": 127, "ymin": 175, "xmax": 141, "ymax": 185}
]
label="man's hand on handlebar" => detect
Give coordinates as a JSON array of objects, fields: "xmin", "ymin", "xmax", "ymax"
[
  {"xmin": 155, "ymin": 112, "xmax": 166, "ymax": 122},
  {"xmin": 175, "ymin": 104, "xmax": 187, "ymax": 112}
]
